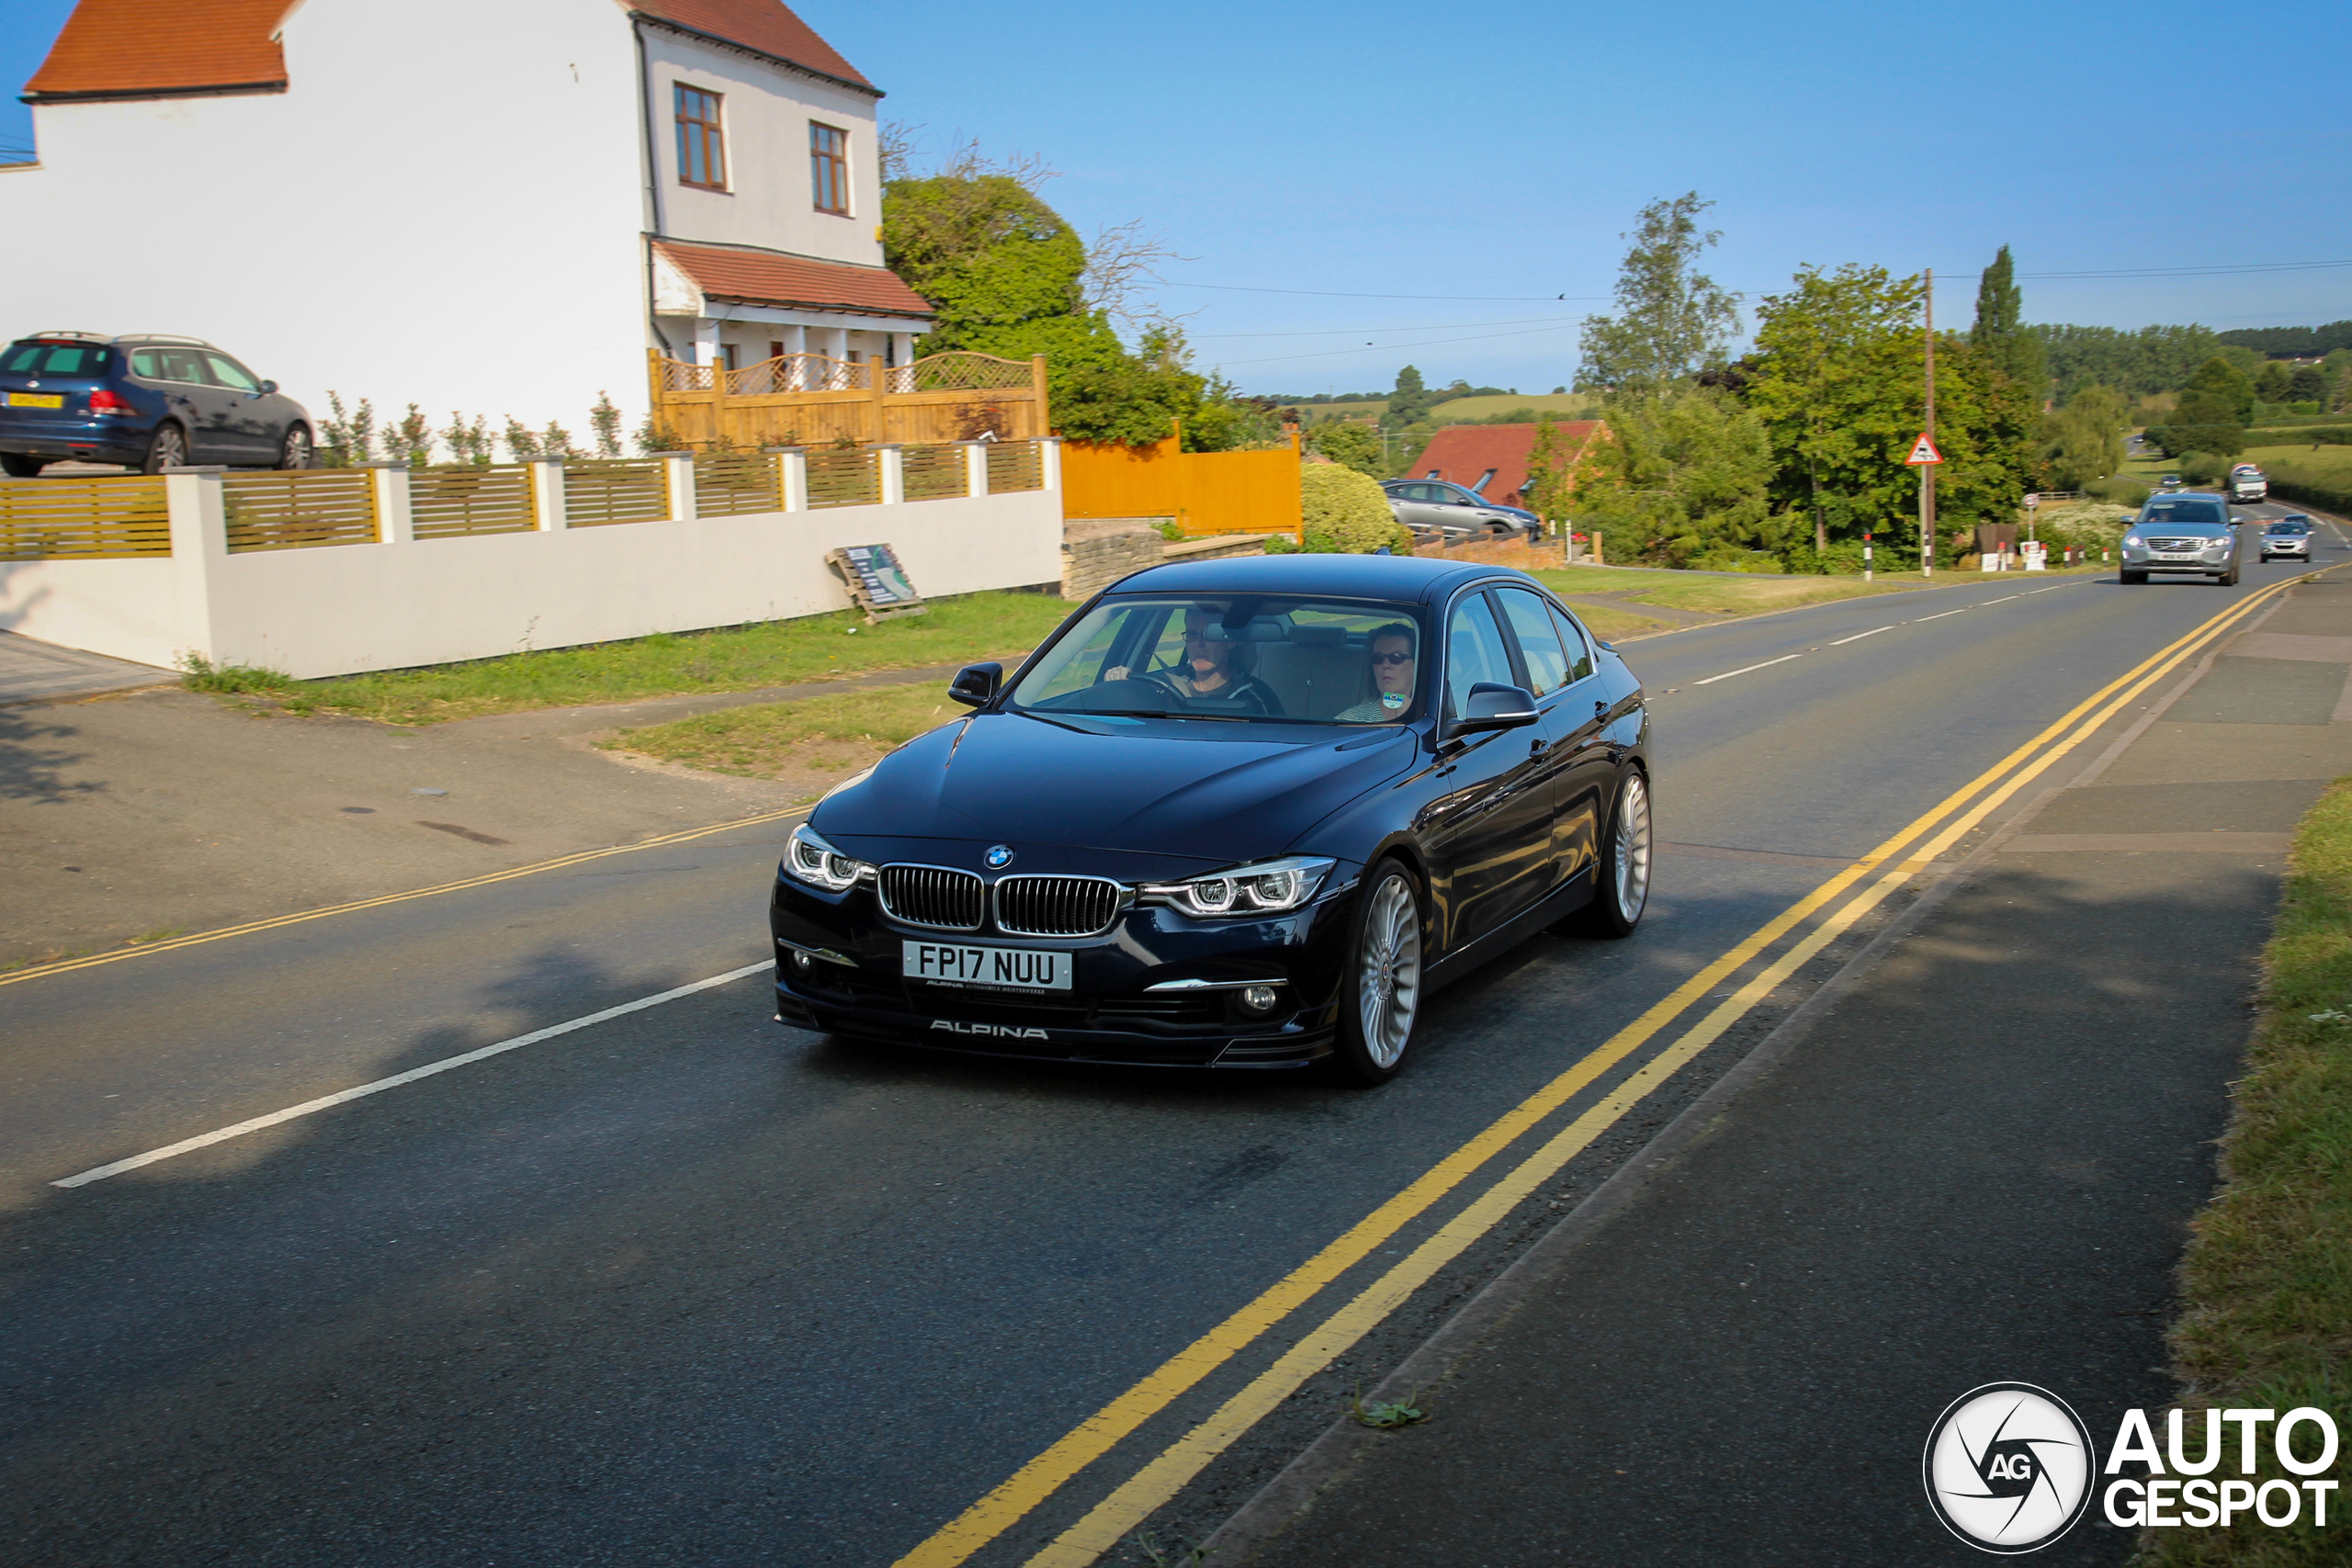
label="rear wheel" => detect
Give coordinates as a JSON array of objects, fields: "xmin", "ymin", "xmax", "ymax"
[
  {"xmin": 2120, "ymin": 570, "xmax": 2147, "ymax": 584},
  {"xmin": 0, "ymin": 453, "xmax": 42, "ymax": 478},
  {"xmin": 1569, "ymin": 768, "xmax": 1652, "ymax": 938},
  {"xmin": 277, "ymin": 424, "xmax": 312, "ymax": 470},
  {"xmin": 141, "ymin": 423, "xmax": 188, "ymax": 474},
  {"xmin": 1331, "ymin": 858, "xmax": 1424, "ymax": 1086}
]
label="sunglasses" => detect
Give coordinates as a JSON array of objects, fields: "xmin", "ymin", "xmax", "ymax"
[{"xmin": 1371, "ymin": 650, "xmax": 1415, "ymax": 666}]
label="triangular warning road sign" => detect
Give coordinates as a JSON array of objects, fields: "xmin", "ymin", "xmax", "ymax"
[{"xmin": 1904, "ymin": 433, "xmax": 1944, "ymax": 466}]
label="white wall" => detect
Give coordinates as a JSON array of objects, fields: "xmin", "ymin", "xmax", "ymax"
[
  {"xmin": 0, "ymin": 483, "xmax": 1064, "ymax": 680},
  {"xmin": 643, "ymin": 27, "xmax": 884, "ymax": 267},
  {"xmin": 1, "ymin": 0, "xmax": 650, "ymax": 445}
]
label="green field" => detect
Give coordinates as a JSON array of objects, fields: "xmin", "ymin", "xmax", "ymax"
[
  {"xmin": 2248, "ymin": 444, "xmax": 2352, "ymax": 484},
  {"xmin": 1295, "ymin": 392, "xmax": 1600, "ymax": 427}
]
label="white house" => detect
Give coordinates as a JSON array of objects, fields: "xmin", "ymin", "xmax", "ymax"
[{"xmin": 1, "ymin": 0, "xmax": 935, "ymax": 452}]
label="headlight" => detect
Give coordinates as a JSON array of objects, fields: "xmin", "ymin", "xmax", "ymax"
[
  {"xmin": 2123, "ymin": 535, "xmax": 2143, "ymax": 547},
  {"xmin": 1144, "ymin": 856, "xmax": 1336, "ymax": 918},
  {"xmin": 784, "ymin": 823, "xmax": 874, "ymax": 892}
]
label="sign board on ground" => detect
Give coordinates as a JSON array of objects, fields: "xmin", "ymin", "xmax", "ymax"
[
  {"xmin": 1905, "ymin": 434, "xmax": 1945, "ymax": 466},
  {"xmin": 825, "ymin": 544, "xmax": 928, "ymax": 625}
]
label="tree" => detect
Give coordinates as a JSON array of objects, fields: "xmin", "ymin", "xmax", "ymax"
[
  {"xmin": 1385, "ymin": 365, "xmax": 1433, "ymax": 428},
  {"xmin": 2151, "ymin": 355, "xmax": 2253, "ymax": 458},
  {"xmin": 1576, "ymin": 193, "xmax": 1740, "ymax": 391},
  {"xmin": 2288, "ymin": 364, "xmax": 2329, "ymax": 403},
  {"xmin": 2255, "ymin": 361, "xmax": 2293, "ymax": 402},
  {"xmin": 1970, "ymin": 246, "xmax": 2048, "ymax": 399},
  {"xmin": 1300, "ymin": 463, "xmax": 1411, "ymax": 553},
  {"xmin": 1306, "ymin": 420, "xmax": 1382, "ymax": 476},
  {"xmin": 2037, "ymin": 385, "xmax": 2129, "ymax": 491},
  {"xmin": 1566, "ymin": 388, "xmax": 1773, "ymax": 567}
]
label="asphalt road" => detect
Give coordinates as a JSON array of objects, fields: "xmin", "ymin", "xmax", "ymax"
[{"xmin": 1, "ymin": 511, "xmax": 2336, "ymax": 1567}]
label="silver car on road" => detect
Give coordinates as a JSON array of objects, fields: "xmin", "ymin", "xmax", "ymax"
[
  {"xmin": 2120, "ymin": 492, "xmax": 2241, "ymax": 586},
  {"xmin": 2259, "ymin": 514, "xmax": 2313, "ymax": 563}
]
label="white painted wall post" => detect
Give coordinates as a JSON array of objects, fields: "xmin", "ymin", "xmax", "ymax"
[
  {"xmin": 1040, "ymin": 436, "xmax": 1063, "ymax": 492},
  {"xmin": 961, "ymin": 439, "xmax": 989, "ymax": 497},
  {"xmin": 876, "ymin": 445, "xmax": 905, "ymax": 506},
  {"xmin": 369, "ymin": 461, "xmax": 413, "ymax": 545},
  {"xmin": 772, "ymin": 446, "xmax": 808, "ymax": 512},
  {"xmin": 660, "ymin": 451, "xmax": 695, "ymax": 520},
  {"xmin": 530, "ymin": 457, "xmax": 568, "ymax": 531},
  {"xmin": 164, "ymin": 466, "xmax": 226, "ymax": 664}
]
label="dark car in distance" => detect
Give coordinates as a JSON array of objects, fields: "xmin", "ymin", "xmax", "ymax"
[
  {"xmin": 0, "ymin": 332, "xmax": 313, "ymax": 475},
  {"xmin": 769, "ymin": 554, "xmax": 1652, "ymax": 1084}
]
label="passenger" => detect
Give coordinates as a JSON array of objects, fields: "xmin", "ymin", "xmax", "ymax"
[
  {"xmin": 1141, "ymin": 604, "xmax": 1283, "ymax": 716},
  {"xmin": 1335, "ymin": 622, "xmax": 1418, "ymax": 721}
]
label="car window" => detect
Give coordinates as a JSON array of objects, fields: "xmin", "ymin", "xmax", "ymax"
[
  {"xmin": 1445, "ymin": 592, "xmax": 1516, "ymax": 716},
  {"xmin": 1495, "ymin": 587, "xmax": 1569, "ymax": 694},
  {"xmin": 205, "ymin": 353, "xmax": 260, "ymax": 391},
  {"xmin": 2267, "ymin": 522, "xmax": 2309, "ymax": 535},
  {"xmin": 1398, "ymin": 483, "xmax": 1437, "ymax": 502},
  {"xmin": 147, "ymin": 349, "xmax": 214, "ymax": 385},
  {"xmin": 2141, "ymin": 500, "xmax": 2225, "ymax": 526},
  {"xmin": 2, "ymin": 343, "xmax": 105, "ymax": 376},
  {"xmin": 1548, "ymin": 604, "xmax": 1596, "ymax": 682}
]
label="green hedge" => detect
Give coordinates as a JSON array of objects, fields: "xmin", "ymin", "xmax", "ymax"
[
  {"xmin": 2267, "ymin": 476, "xmax": 2352, "ymax": 516},
  {"xmin": 2246, "ymin": 427, "xmax": 2352, "ymax": 447}
]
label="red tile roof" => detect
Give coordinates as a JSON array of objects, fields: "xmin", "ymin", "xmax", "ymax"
[
  {"xmin": 1414, "ymin": 421, "xmax": 1605, "ymax": 505},
  {"xmin": 654, "ymin": 239, "xmax": 933, "ymax": 319},
  {"xmin": 23, "ymin": 0, "xmax": 872, "ymax": 103},
  {"xmin": 630, "ymin": 1, "xmax": 874, "ymax": 91},
  {"xmin": 24, "ymin": 0, "xmax": 291, "ymax": 101}
]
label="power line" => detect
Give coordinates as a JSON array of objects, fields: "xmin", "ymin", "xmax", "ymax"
[
  {"xmin": 1209, "ymin": 323, "xmax": 1580, "ymax": 368},
  {"xmin": 1193, "ymin": 313, "xmax": 1584, "ymax": 340}
]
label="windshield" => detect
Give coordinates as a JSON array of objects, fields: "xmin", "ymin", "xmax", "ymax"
[
  {"xmin": 1009, "ymin": 595, "xmax": 1430, "ymax": 724},
  {"xmin": 2140, "ymin": 500, "xmax": 2227, "ymax": 527},
  {"xmin": 2267, "ymin": 521, "xmax": 2310, "ymax": 536}
]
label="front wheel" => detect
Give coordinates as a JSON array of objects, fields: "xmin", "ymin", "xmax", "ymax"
[
  {"xmin": 2218, "ymin": 564, "xmax": 2241, "ymax": 586},
  {"xmin": 278, "ymin": 423, "xmax": 312, "ymax": 470},
  {"xmin": 1331, "ymin": 858, "xmax": 1424, "ymax": 1086},
  {"xmin": 1569, "ymin": 768, "xmax": 1652, "ymax": 938}
]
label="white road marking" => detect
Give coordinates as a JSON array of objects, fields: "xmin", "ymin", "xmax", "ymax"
[
  {"xmin": 1693, "ymin": 653, "xmax": 1803, "ymax": 686},
  {"xmin": 2025, "ymin": 585, "xmax": 2066, "ymax": 594},
  {"xmin": 52, "ymin": 960, "xmax": 776, "ymax": 1189},
  {"xmin": 1980, "ymin": 594, "xmax": 2021, "ymax": 604},
  {"xmin": 1827, "ymin": 626, "xmax": 1894, "ymax": 647},
  {"xmin": 1914, "ymin": 607, "xmax": 1972, "ymax": 622}
]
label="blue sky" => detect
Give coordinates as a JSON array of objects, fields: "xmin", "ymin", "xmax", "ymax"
[{"xmin": 9, "ymin": 0, "xmax": 2347, "ymax": 395}]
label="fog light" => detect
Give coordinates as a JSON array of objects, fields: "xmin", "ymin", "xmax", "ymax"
[
  {"xmin": 789, "ymin": 948, "xmax": 813, "ymax": 973},
  {"xmin": 1239, "ymin": 984, "xmax": 1279, "ymax": 1014}
]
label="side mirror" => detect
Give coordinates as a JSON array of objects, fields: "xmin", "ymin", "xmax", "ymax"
[
  {"xmin": 948, "ymin": 661, "xmax": 1001, "ymax": 709},
  {"xmin": 1449, "ymin": 682, "xmax": 1539, "ymax": 738},
  {"xmin": 259, "ymin": 379, "xmax": 278, "ymax": 394}
]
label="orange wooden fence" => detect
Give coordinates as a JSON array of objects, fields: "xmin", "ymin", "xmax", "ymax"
[{"xmin": 1059, "ymin": 432, "xmax": 1302, "ymax": 536}]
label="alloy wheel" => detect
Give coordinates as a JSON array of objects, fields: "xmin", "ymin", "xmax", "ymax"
[
  {"xmin": 147, "ymin": 425, "xmax": 187, "ymax": 473},
  {"xmin": 281, "ymin": 426, "xmax": 312, "ymax": 470},
  {"xmin": 1613, "ymin": 771, "xmax": 1652, "ymax": 924},
  {"xmin": 1356, "ymin": 871, "xmax": 1422, "ymax": 1069}
]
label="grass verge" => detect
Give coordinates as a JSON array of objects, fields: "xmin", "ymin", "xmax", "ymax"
[
  {"xmin": 606, "ymin": 682, "xmax": 961, "ymax": 787},
  {"xmin": 2147, "ymin": 776, "xmax": 2352, "ymax": 1564},
  {"xmin": 187, "ymin": 592, "xmax": 1075, "ymax": 726},
  {"xmin": 1533, "ymin": 564, "xmax": 1968, "ymax": 619}
]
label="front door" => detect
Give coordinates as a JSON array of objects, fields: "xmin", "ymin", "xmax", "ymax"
[
  {"xmin": 139, "ymin": 346, "xmax": 239, "ymax": 462},
  {"xmin": 1422, "ymin": 590, "xmax": 1555, "ymax": 949},
  {"xmin": 1494, "ymin": 585, "xmax": 1603, "ymax": 889},
  {"xmin": 202, "ymin": 351, "xmax": 277, "ymax": 460}
]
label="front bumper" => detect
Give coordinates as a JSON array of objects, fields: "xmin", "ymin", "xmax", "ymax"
[
  {"xmin": 770, "ymin": 869, "xmax": 1358, "ymax": 1068},
  {"xmin": 2121, "ymin": 549, "xmax": 2232, "ymax": 573}
]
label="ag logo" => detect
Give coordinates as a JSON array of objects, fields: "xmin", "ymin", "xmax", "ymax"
[
  {"xmin": 985, "ymin": 844, "xmax": 1015, "ymax": 870},
  {"xmin": 1924, "ymin": 1383, "xmax": 2096, "ymax": 1553}
]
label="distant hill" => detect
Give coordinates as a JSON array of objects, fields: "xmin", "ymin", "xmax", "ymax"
[
  {"xmin": 2217, "ymin": 321, "xmax": 2352, "ymax": 358},
  {"xmin": 1289, "ymin": 391, "xmax": 1598, "ymax": 425}
]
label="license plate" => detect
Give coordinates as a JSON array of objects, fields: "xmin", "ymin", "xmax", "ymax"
[
  {"xmin": 2157, "ymin": 552, "xmax": 2202, "ymax": 560},
  {"xmin": 902, "ymin": 941, "xmax": 1071, "ymax": 991},
  {"xmin": 6, "ymin": 392, "xmax": 63, "ymax": 409}
]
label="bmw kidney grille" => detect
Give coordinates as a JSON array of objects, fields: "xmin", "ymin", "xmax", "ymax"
[
  {"xmin": 994, "ymin": 875, "xmax": 1124, "ymax": 938},
  {"xmin": 877, "ymin": 865, "xmax": 986, "ymax": 931}
]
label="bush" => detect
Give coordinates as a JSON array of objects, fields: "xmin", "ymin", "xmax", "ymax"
[
  {"xmin": 2086, "ymin": 476, "xmax": 2151, "ymax": 508},
  {"xmin": 2246, "ymin": 426, "xmax": 2352, "ymax": 447},
  {"xmin": 1300, "ymin": 462, "xmax": 1411, "ymax": 553},
  {"xmin": 2269, "ymin": 473, "xmax": 2352, "ymax": 516},
  {"xmin": 2177, "ymin": 451, "xmax": 2230, "ymax": 487}
]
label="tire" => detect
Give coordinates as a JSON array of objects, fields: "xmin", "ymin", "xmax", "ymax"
[
  {"xmin": 0, "ymin": 453, "xmax": 43, "ymax": 479},
  {"xmin": 2218, "ymin": 565, "xmax": 2240, "ymax": 586},
  {"xmin": 277, "ymin": 423, "xmax": 312, "ymax": 470},
  {"xmin": 141, "ymin": 423, "xmax": 189, "ymax": 474},
  {"xmin": 2120, "ymin": 570, "xmax": 2147, "ymax": 584},
  {"xmin": 1568, "ymin": 768, "xmax": 1653, "ymax": 939},
  {"xmin": 1330, "ymin": 857, "xmax": 1425, "ymax": 1086}
]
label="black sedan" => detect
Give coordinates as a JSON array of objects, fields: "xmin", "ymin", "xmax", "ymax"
[{"xmin": 769, "ymin": 555, "xmax": 1652, "ymax": 1084}]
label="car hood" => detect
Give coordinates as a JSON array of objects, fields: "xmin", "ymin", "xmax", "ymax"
[{"xmin": 817, "ymin": 710, "xmax": 1418, "ymax": 863}]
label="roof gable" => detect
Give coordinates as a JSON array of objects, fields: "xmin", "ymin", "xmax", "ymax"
[
  {"xmin": 24, "ymin": 0, "xmax": 292, "ymax": 102},
  {"xmin": 628, "ymin": 0, "xmax": 874, "ymax": 93}
]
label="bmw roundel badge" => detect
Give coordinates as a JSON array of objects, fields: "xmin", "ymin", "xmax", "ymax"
[{"xmin": 985, "ymin": 844, "xmax": 1015, "ymax": 870}]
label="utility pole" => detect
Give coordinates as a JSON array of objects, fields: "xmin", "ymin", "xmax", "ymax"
[{"xmin": 1921, "ymin": 268, "xmax": 1937, "ymax": 578}]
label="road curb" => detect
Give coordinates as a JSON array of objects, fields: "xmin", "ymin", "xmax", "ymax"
[{"xmin": 1194, "ymin": 573, "xmax": 2324, "ymax": 1564}]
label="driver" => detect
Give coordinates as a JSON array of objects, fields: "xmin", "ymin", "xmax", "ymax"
[
  {"xmin": 1335, "ymin": 622, "xmax": 1418, "ymax": 721},
  {"xmin": 1141, "ymin": 603, "xmax": 1282, "ymax": 716}
]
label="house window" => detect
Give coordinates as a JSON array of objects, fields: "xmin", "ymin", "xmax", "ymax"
[
  {"xmin": 809, "ymin": 122, "xmax": 848, "ymax": 215},
  {"xmin": 675, "ymin": 85, "xmax": 726, "ymax": 190}
]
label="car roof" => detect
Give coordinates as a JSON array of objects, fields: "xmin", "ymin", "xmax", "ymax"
[{"xmin": 1110, "ymin": 552, "xmax": 1529, "ymax": 603}]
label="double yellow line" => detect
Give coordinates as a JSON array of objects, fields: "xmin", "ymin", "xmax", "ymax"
[{"xmin": 897, "ymin": 571, "xmax": 2322, "ymax": 1568}]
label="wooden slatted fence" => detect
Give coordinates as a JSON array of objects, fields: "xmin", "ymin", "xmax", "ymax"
[
  {"xmin": 693, "ymin": 452, "xmax": 780, "ymax": 517},
  {"xmin": 562, "ymin": 459, "xmax": 670, "ymax": 527},
  {"xmin": 806, "ymin": 447, "xmax": 880, "ymax": 509},
  {"xmin": 0, "ymin": 477, "xmax": 171, "ymax": 559},
  {"xmin": 221, "ymin": 470, "xmax": 379, "ymax": 553},
  {"xmin": 900, "ymin": 443, "xmax": 967, "ymax": 502},
  {"xmin": 985, "ymin": 440, "xmax": 1045, "ymax": 494},
  {"xmin": 410, "ymin": 466, "xmax": 537, "ymax": 539}
]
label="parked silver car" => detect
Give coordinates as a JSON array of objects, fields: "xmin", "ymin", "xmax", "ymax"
[
  {"xmin": 2119, "ymin": 493, "xmax": 2241, "ymax": 585},
  {"xmin": 2258, "ymin": 514, "xmax": 2313, "ymax": 563},
  {"xmin": 1379, "ymin": 479, "xmax": 1540, "ymax": 542}
]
